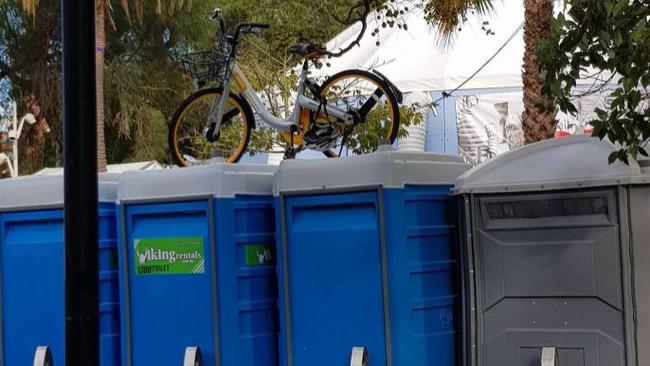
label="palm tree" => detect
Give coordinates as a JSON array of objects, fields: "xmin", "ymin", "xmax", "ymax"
[
  {"xmin": 425, "ymin": 0, "xmax": 556, "ymax": 144},
  {"xmin": 8, "ymin": 0, "xmax": 168, "ymax": 173},
  {"xmin": 6, "ymin": 0, "xmax": 109, "ymax": 172},
  {"xmin": 96, "ymin": 1, "xmax": 108, "ymax": 172},
  {"xmin": 422, "ymin": 0, "xmax": 495, "ymax": 36},
  {"xmin": 522, "ymin": 0, "xmax": 555, "ymax": 143}
]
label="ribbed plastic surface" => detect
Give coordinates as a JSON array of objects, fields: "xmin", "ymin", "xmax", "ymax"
[
  {"xmin": 118, "ymin": 163, "xmax": 276, "ymax": 202},
  {"xmin": 0, "ymin": 201, "xmax": 120, "ymax": 366},
  {"xmin": 276, "ymin": 156, "xmax": 465, "ymax": 366},
  {"xmin": 216, "ymin": 196, "xmax": 278, "ymax": 365},
  {"xmin": 456, "ymin": 136, "xmax": 640, "ymax": 366},
  {"xmin": 454, "ymin": 135, "xmax": 641, "ymax": 193},
  {"xmin": 118, "ymin": 166, "xmax": 277, "ymax": 366},
  {"xmin": 273, "ymin": 151, "xmax": 468, "ymax": 194},
  {"xmin": 385, "ymin": 186, "xmax": 458, "ymax": 366}
]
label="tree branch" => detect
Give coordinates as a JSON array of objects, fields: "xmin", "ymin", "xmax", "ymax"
[{"xmin": 324, "ymin": 0, "xmax": 375, "ymax": 58}]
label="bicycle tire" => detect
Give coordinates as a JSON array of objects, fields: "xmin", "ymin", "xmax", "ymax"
[
  {"xmin": 318, "ymin": 69, "xmax": 400, "ymax": 158},
  {"xmin": 168, "ymin": 88, "xmax": 253, "ymax": 166}
]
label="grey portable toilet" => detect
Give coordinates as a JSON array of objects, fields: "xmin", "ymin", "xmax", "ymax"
[{"xmin": 454, "ymin": 135, "xmax": 650, "ymax": 366}]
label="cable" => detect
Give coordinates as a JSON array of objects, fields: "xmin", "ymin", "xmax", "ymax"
[{"xmin": 434, "ymin": 22, "xmax": 525, "ymax": 105}]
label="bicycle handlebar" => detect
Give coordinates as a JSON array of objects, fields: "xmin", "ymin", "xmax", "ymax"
[
  {"xmin": 211, "ymin": 9, "xmax": 270, "ymax": 57},
  {"xmin": 230, "ymin": 23, "xmax": 269, "ymax": 56},
  {"xmin": 210, "ymin": 8, "xmax": 226, "ymax": 34}
]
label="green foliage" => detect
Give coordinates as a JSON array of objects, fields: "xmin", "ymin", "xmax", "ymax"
[
  {"xmin": 128, "ymin": 108, "xmax": 169, "ymax": 163},
  {"xmin": 0, "ymin": 0, "xmax": 63, "ymax": 171},
  {"xmin": 345, "ymin": 101, "xmax": 424, "ymax": 155},
  {"xmin": 211, "ymin": 0, "xmax": 427, "ymax": 155},
  {"xmin": 0, "ymin": 0, "xmax": 467, "ymax": 168},
  {"xmin": 103, "ymin": 0, "xmax": 216, "ymax": 163},
  {"xmin": 538, "ymin": 0, "xmax": 650, "ymax": 163},
  {"xmin": 0, "ymin": 0, "xmax": 219, "ymax": 169},
  {"xmin": 421, "ymin": 0, "xmax": 494, "ymax": 37},
  {"xmin": 215, "ymin": 0, "xmax": 353, "ymax": 153}
]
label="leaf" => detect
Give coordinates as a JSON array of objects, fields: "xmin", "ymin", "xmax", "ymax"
[
  {"xmin": 614, "ymin": 30, "xmax": 623, "ymax": 46},
  {"xmin": 608, "ymin": 151, "xmax": 619, "ymax": 165},
  {"xmin": 591, "ymin": 120, "xmax": 606, "ymax": 138},
  {"xmin": 621, "ymin": 150, "xmax": 630, "ymax": 165},
  {"xmin": 642, "ymin": 75, "xmax": 650, "ymax": 89},
  {"xmin": 613, "ymin": 0, "xmax": 627, "ymax": 17},
  {"xmin": 623, "ymin": 78, "xmax": 634, "ymax": 92}
]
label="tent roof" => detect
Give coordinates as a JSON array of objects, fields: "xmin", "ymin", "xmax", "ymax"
[{"xmin": 311, "ymin": 2, "xmax": 526, "ymax": 93}]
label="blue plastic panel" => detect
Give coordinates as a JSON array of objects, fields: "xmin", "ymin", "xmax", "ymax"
[
  {"xmin": 384, "ymin": 186, "xmax": 458, "ymax": 366},
  {"xmin": 278, "ymin": 191, "xmax": 388, "ymax": 366},
  {"xmin": 121, "ymin": 200, "xmax": 216, "ymax": 366},
  {"xmin": 0, "ymin": 203, "xmax": 120, "ymax": 366},
  {"xmin": 277, "ymin": 186, "xmax": 459, "ymax": 366},
  {"xmin": 214, "ymin": 196, "xmax": 278, "ymax": 366},
  {"xmin": 120, "ymin": 196, "xmax": 278, "ymax": 366},
  {"xmin": 98, "ymin": 202, "xmax": 121, "ymax": 366}
]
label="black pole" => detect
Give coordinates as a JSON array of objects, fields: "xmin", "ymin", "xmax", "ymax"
[{"xmin": 62, "ymin": 0, "xmax": 99, "ymax": 365}]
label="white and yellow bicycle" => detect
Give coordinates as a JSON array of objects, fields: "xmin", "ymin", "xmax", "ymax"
[{"xmin": 168, "ymin": 8, "xmax": 403, "ymax": 166}]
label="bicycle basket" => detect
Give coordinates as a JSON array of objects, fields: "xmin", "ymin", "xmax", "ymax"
[{"xmin": 178, "ymin": 49, "xmax": 232, "ymax": 86}]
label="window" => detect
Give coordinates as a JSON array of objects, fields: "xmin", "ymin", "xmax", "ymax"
[{"xmin": 485, "ymin": 196, "xmax": 608, "ymax": 220}]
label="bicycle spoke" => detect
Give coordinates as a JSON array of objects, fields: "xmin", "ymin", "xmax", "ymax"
[
  {"xmin": 318, "ymin": 71, "xmax": 398, "ymax": 157},
  {"xmin": 170, "ymin": 90, "xmax": 251, "ymax": 166}
]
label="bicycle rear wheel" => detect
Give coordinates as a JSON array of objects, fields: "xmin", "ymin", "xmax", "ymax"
[
  {"xmin": 168, "ymin": 88, "xmax": 253, "ymax": 166},
  {"xmin": 318, "ymin": 69, "xmax": 400, "ymax": 158}
]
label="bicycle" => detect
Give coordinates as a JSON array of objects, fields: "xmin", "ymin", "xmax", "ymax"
[{"xmin": 168, "ymin": 8, "xmax": 403, "ymax": 166}]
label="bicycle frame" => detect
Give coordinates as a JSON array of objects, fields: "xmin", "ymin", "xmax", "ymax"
[{"xmin": 208, "ymin": 60, "xmax": 354, "ymax": 137}]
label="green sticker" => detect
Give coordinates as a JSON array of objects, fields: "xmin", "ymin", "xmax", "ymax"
[
  {"xmin": 134, "ymin": 237, "xmax": 204, "ymax": 275},
  {"xmin": 244, "ymin": 244, "xmax": 275, "ymax": 266}
]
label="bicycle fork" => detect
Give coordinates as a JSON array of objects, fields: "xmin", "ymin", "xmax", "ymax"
[{"xmin": 205, "ymin": 72, "xmax": 235, "ymax": 142}]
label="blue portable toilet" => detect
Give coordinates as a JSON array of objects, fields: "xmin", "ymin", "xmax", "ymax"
[
  {"xmin": 0, "ymin": 174, "xmax": 121, "ymax": 366},
  {"xmin": 117, "ymin": 163, "xmax": 278, "ymax": 366},
  {"xmin": 273, "ymin": 151, "xmax": 469, "ymax": 366}
]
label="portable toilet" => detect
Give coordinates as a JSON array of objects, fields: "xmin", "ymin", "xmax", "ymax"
[
  {"xmin": 273, "ymin": 151, "xmax": 469, "ymax": 366},
  {"xmin": 0, "ymin": 174, "xmax": 121, "ymax": 366},
  {"xmin": 454, "ymin": 135, "xmax": 650, "ymax": 366},
  {"xmin": 117, "ymin": 163, "xmax": 277, "ymax": 366}
]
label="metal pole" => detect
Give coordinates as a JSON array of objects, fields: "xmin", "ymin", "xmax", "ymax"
[
  {"xmin": 61, "ymin": 0, "xmax": 99, "ymax": 365},
  {"xmin": 11, "ymin": 101, "xmax": 17, "ymax": 176}
]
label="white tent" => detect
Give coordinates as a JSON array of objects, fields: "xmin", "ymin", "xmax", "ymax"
[
  {"xmin": 312, "ymin": 1, "xmax": 527, "ymax": 93},
  {"xmin": 308, "ymin": 0, "xmax": 614, "ymax": 164},
  {"xmin": 261, "ymin": 1, "xmax": 613, "ymax": 164}
]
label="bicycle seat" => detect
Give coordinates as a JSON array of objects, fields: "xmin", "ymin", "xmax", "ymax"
[{"xmin": 289, "ymin": 42, "xmax": 326, "ymax": 59}]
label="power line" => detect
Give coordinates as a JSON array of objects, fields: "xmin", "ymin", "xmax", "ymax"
[{"xmin": 434, "ymin": 22, "xmax": 524, "ymax": 105}]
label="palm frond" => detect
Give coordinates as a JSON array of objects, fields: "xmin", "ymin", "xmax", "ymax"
[
  {"xmin": 21, "ymin": 0, "xmax": 38, "ymax": 17},
  {"xmin": 423, "ymin": 0, "xmax": 496, "ymax": 43},
  {"xmin": 120, "ymin": 0, "xmax": 131, "ymax": 23}
]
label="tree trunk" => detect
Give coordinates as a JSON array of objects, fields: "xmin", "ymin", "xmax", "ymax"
[
  {"xmin": 522, "ymin": 0, "xmax": 556, "ymax": 144},
  {"xmin": 96, "ymin": 0, "xmax": 108, "ymax": 172}
]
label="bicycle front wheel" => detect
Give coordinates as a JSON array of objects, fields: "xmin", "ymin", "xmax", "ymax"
[
  {"xmin": 168, "ymin": 88, "xmax": 253, "ymax": 166},
  {"xmin": 319, "ymin": 69, "xmax": 400, "ymax": 158}
]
